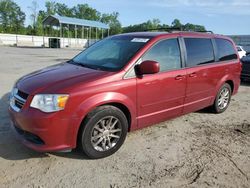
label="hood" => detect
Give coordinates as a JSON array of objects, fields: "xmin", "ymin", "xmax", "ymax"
[{"xmin": 17, "ymin": 63, "xmax": 111, "ymax": 94}]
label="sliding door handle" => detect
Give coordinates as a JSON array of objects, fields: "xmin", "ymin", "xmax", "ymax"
[{"xmin": 189, "ymin": 72, "xmax": 197, "ymax": 77}]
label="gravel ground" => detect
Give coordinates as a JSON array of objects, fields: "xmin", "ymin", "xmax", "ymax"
[{"xmin": 0, "ymin": 46, "xmax": 249, "ymax": 188}]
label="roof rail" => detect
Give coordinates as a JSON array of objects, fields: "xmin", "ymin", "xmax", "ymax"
[
  {"xmin": 143, "ymin": 27, "xmax": 181, "ymax": 32},
  {"xmin": 195, "ymin": 30, "xmax": 214, "ymax": 34},
  {"xmin": 143, "ymin": 27, "xmax": 213, "ymax": 34}
]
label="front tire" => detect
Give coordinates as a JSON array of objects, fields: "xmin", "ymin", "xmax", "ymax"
[
  {"xmin": 78, "ymin": 105, "xmax": 128, "ymax": 159},
  {"xmin": 212, "ymin": 83, "xmax": 232, "ymax": 113}
]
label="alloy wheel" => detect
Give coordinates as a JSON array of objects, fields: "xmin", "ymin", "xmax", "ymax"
[
  {"xmin": 218, "ymin": 87, "xmax": 230, "ymax": 110},
  {"xmin": 91, "ymin": 116, "xmax": 122, "ymax": 152}
]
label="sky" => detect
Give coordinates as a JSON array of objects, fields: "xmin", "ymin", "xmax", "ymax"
[{"xmin": 14, "ymin": 0, "xmax": 250, "ymax": 35}]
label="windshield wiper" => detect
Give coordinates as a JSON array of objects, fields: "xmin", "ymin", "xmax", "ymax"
[
  {"xmin": 66, "ymin": 59, "xmax": 76, "ymax": 64},
  {"xmin": 67, "ymin": 59, "xmax": 100, "ymax": 70},
  {"xmin": 76, "ymin": 63, "xmax": 94, "ymax": 69}
]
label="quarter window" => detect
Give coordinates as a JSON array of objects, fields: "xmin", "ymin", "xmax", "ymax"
[
  {"xmin": 184, "ymin": 38, "xmax": 214, "ymax": 67},
  {"xmin": 141, "ymin": 39, "xmax": 181, "ymax": 72},
  {"xmin": 215, "ymin": 39, "xmax": 238, "ymax": 61}
]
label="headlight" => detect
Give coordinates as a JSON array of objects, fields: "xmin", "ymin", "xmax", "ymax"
[{"xmin": 30, "ymin": 94, "xmax": 69, "ymax": 113}]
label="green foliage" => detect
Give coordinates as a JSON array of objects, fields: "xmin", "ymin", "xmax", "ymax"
[
  {"xmin": 123, "ymin": 19, "xmax": 162, "ymax": 33},
  {"xmin": 183, "ymin": 23, "xmax": 206, "ymax": 32},
  {"xmin": 55, "ymin": 3, "xmax": 72, "ymax": 17},
  {"xmin": 28, "ymin": 1, "xmax": 39, "ymax": 27},
  {"xmin": 45, "ymin": 1, "xmax": 56, "ymax": 15},
  {"xmin": 171, "ymin": 19, "xmax": 182, "ymax": 28},
  {"xmin": 101, "ymin": 12, "xmax": 122, "ymax": 35},
  {"xmin": 123, "ymin": 18, "xmax": 206, "ymax": 33},
  {"xmin": 28, "ymin": 0, "xmax": 39, "ymax": 35},
  {"xmin": 171, "ymin": 19, "xmax": 206, "ymax": 31},
  {"xmin": 0, "ymin": 0, "xmax": 206, "ymax": 37},
  {"xmin": 0, "ymin": 0, "xmax": 25, "ymax": 33},
  {"xmin": 40, "ymin": 1, "xmax": 122, "ymax": 37},
  {"xmin": 72, "ymin": 4, "xmax": 101, "ymax": 20}
]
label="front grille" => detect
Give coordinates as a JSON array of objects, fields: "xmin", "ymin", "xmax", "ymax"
[
  {"xmin": 17, "ymin": 90, "xmax": 29, "ymax": 100},
  {"xmin": 15, "ymin": 99, "xmax": 24, "ymax": 109},
  {"xmin": 10, "ymin": 88, "xmax": 29, "ymax": 112}
]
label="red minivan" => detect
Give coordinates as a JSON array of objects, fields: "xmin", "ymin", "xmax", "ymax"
[{"xmin": 9, "ymin": 32, "xmax": 241, "ymax": 158}]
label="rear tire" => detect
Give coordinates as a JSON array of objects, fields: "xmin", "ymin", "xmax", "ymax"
[
  {"xmin": 78, "ymin": 105, "xmax": 128, "ymax": 159},
  {"xmin": 212, "ymin": 83, "xmax": 232, "ymax": 113}
]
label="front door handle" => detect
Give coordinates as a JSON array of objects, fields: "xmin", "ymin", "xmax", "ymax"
[
  {"xmin": 175, "ymin": 75, "xmax": 184, "ymax": 80},
  {"xmin": 189, "ymin": 72, "xmax": 197, "ymax": 77}
]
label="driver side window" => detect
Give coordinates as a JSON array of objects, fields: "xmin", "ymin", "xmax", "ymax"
[{"xmin": 141, "ymin": 38, "xmax": 181, "ymax": 72}]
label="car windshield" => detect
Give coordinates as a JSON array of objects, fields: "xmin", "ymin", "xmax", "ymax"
[{"xmin": 72, "ymin": 36, "xmax": 151, "ymax": 71}]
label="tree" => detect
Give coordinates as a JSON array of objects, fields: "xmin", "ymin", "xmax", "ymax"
[
  {"xmin": 35, "ymin": 10, "xmax": 47, "ymax": 35},
  {"xmin": 70, "ymin": 4, "xmax": 102, "ymax": 39},
  {"xmin": 34, "ymin": 2, "xmax": 72, "ymax": 35},
  {"xmin": 101, "ymin": 12, "xmax": 122, "ymax": 35},
  {"xmin": 171, "ymin": 19, "xmax": 182, "ymax": 29},
  {"xmin": 72, "ymin": 4, "xmax": 101, "ymax": 20},
  {"xmin": 45, "ymin": 0, "xmax": 56, "ymax": 15},
  {"xmin": 1, "ymin": 0, "xmax": 207, "ymax": 38},
  {"xmin": 122, "ymin": 19, "xmax": 162, "ymax": 33},
  {"xmin": 0, "ymin": 0, "xmax": 25, "ymax": 33},
  {"xmin": 12, "ymin": 5, "xmax": 25, "ymax": 34},
  {"xmin": 123, "ymin": 18, "xmax": 206, "ymax": 33},
  {"xmin": 55, "ymin": 3, "xmax": 72, "ymax": 17},
  {"xmin": 28, "ymin": 0, "xmax": 39, "ymax": 34},
  {"xmin": 150, "ymin": 19, "xmax": 161, "ymax": 29},
  {"xmin": 186, "ymin": 23, "xmax": 205, "ymax": 31},
  {"xmin": 26, "ymin": 25, "xmax": 33, "ymax": 35}
]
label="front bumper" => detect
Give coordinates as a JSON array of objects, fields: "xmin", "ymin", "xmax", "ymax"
[{"xmin": 9, "ymin": 106, "xmax": 80, "ymax": 152}]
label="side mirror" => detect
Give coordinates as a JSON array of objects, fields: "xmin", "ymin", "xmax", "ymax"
[{"xmin": 136, "ymin": 60, "xmax": 160, "ymax": 75}]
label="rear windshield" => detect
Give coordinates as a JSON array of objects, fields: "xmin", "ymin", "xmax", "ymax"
[{"xmin": 72, "ymin": 36, "xmax": 151, "ymax": 71}]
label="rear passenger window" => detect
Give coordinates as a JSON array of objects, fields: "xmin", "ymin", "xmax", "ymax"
[
  {"xmin": 184, "ymin": 38, "xmax": 214, "ymax": 67},
  {"xmin": 215, "ymin": 39, "xmax": 237, "ymax": 61},
  {"xmin": 142, "ymin": 38, "xmax": 181, "ymax": 72}
]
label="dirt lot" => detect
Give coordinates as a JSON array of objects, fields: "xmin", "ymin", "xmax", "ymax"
[{"xmin": 0, "ymin": 46, "xmax": 249, "ymax": 188}]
